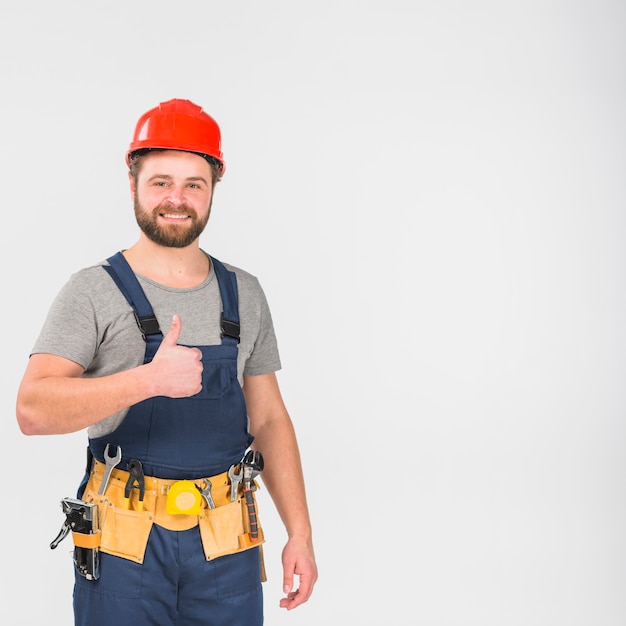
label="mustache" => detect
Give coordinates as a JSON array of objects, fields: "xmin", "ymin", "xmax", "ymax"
[{"xmin": 153, "ymin": 203, "xmax": 198, "ymax": 218}]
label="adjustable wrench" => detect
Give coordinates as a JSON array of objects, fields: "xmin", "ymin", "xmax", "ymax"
[
  {"xmin": 98, "ymin": 444, "xmax": 122, "ymax": 495},
  {"xmin": 242, "ymin": 450, "xmax": 264, "ymax": 542},
  {"xmin": 198, "ymin": 478, "xmax": 216, "ymax": 509},
  {"xmin": 228, "ymin": 464, "xmax": 243, "ymax": 502}
]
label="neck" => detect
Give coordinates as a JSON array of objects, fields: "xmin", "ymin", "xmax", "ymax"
[{"xmin": 123, "ymin": 238, "xmax": 210, "ymax": 288}]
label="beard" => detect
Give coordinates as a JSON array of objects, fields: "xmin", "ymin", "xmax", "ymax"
[{"xmin": 134, "ymin": 196, "xmax": 211, "ymax": 248}]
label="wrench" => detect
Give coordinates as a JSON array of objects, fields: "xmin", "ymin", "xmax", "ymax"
[
  {"xmin": 228, "ymin": 464, "xmax": 243, "ymax": 502},
  {"xmin": 98, "ymin": 444, "xmax": 122, "ymax": 495},
  {"xmin": 242, "ymin": 450, "xmax": 264, "ymax": 542},
  {"xmin": 198, "ymin": 479, "xmax": 216, "ymax": 509}
]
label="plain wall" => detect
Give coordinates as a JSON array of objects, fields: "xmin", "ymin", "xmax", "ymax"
[{"xmin": 2, "ymin": 1, "xmax": 625, "ymax": 624}]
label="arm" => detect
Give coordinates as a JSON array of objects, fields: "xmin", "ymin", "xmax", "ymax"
[
  {"xmin": 243, "ymin": 372, "xmax": 318, "ymax": 610},
  {"xmin": 16, "ymin": 315, "xmax": 202, "ymax": 436}
]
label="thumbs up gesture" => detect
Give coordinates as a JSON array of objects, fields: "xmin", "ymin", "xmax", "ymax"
[{"xmin": 149, "ymin": 315, "xmax": 203, "ymax": 398}]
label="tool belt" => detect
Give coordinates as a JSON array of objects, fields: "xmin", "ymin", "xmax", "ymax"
[{"xmin": 81, "ymin": 460, "xmax": 264, "ymax": 565}]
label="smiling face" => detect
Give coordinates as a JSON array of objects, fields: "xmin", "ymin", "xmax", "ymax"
[{"xmin": 131, "ymin": 150, "xmax": 214, "ymax": 248}]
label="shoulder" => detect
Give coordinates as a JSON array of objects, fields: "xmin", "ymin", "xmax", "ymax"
[
  {"xmin": 65, "ymin": 260, "xmax": 116, "ymax": 287},
  {"xmin": 219, "ymin": 260, "xmax": 265, "ymax": 298},
  {"xmin": 56, "ymin": 261, "xmax": 129, "ymax": 311},
  {"xmin": 219, "ymin": 259, "xmax": 258, "ymax": 283},
  {"xmin": 215, "ymin": 259, "xmax": 275, "ymax": 322}
]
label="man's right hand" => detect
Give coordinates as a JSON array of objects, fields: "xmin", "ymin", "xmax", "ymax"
[{"xmin": 149, "ymin": 315, "xmax": 203, "ymax": 398}]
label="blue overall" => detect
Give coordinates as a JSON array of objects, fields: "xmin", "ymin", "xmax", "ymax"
[{"xmin": 73, "ymin": 252, "xmax": 263, "ymax": 626}]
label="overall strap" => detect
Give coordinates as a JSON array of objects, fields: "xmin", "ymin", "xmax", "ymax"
[
  {"xmin": 103, "ymin": 252, "xmax": 163, "ymax": 359},
  {"xmin": 103, "ymin": 251, "xmax": 240, "ymax": 349},
  {"xmin": 104, "ymin": 252, "xmax": 162, "ymax": 336},
  {"xmin": 209, "ymin": 256, "xmax": 240, "ymax": 347}
]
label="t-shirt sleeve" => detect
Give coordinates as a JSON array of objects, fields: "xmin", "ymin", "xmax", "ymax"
[
  {"xmin": 241, "ymin": 276, "xmax": 282, "ymax": 377},
  {"xmin": 31, "ymin": 272, "xmax": 100, "ymax": 369}
]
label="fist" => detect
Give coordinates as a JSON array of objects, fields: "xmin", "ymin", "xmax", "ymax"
[{"xmin": 150, "ymin": 315, "xmax": 203, "ymax": 397}]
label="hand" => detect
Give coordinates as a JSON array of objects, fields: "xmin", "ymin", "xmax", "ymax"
[
  {"xmin": 279, "ymin": 536, "xmax": 318, "ymax": 610},
  {"xmin": 149, "ymin": 315, "xmax": 203, "ymax": 397}
]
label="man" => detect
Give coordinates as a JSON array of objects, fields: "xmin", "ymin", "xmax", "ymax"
[{"xmin": 16, "ymin": 98, "xmax": 317, "ymax": 625}]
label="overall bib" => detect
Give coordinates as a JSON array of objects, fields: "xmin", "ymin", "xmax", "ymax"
[{"xmin": 73, "ymin": 252, "xmax": 263, "ymax": 626}]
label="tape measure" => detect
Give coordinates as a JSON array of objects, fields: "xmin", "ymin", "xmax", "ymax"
[{"xmin": 165, "ymin": 480, "xmax": 202, "ymax": 515}]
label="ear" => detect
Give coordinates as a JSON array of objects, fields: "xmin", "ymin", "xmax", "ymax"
[{"xmin": 128, "ymin": 171, "xmax": 136, "ymax": 197}]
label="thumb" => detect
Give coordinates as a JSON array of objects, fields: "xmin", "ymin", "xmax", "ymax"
[
  {"xmin": 161, "ymin": 314, "xmax": 182, "ymax": 347},
  {"xmin": 283, "ymin": 574, "xmax": 294, "ymax": 596}
]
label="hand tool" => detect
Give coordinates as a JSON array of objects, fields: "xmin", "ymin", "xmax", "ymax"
[
  {"xmin": 123, "ymin": 459, "xmax": 145, "ymax": 511},
  {"xmin": 228, "ymin": 464, "xmax": 243, "ymax": 502},
  {"xmin": 198, "ymin": 478, "xmax": 216, "ymax": 509},
  {"xmin": 51, "ymin": 498, "xmax": 100, "ymax": 580},
  {"xmin": 49, "ymin": 519, "xmax": 71, "ymax": 549},
  {"xmin": 166, "ymin": 480, "xmax": 202, "ymax": 515},
  {"xmin": 242, "ymin": 450, "xmax": 264, "ymax": 542},
  {"xmin": 98, "ymin": 444, "xmax": 122, "ymax": 495}
]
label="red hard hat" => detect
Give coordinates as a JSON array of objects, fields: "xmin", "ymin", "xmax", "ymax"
[{"xmin": 126, "ymin": 98, "xmax": 225, "ymax": 172}]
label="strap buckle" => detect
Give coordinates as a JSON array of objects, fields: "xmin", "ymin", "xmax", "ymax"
[
  {"xmin": 220, "ymin": 313, "xmax": 240, "ymax": 343},
  {"xmin": 134, "ymin": 313, "xmax": 162, "ymax": 339}
]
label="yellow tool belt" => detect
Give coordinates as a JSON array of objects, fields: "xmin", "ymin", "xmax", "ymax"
[{"xmin": 81, "ymin": 460, "xmax": 264, "ymax": 565}]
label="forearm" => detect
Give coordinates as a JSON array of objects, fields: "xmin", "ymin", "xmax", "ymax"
[
  {"xmin": 17, "ymin": 317, "xmax": 203, "ymax": 437},
  {"xmin": 243, "ymin": 373, "xmax": 318, "ymax": 606},
  {"xmin": 252, "ymin": 416, "xmax": 313, "ymax": 542},
  {"xmin": 253, "ymin": 411, "xmax": 318, "ymax": 608},
  {"xmin": 16, "ymin": 364, "xmax": 157, "ymax": 436}
]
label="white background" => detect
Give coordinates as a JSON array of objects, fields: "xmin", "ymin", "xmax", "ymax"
[{"xmin": 2, "ymin": 1, "xmax": 625, "ymax": 624}]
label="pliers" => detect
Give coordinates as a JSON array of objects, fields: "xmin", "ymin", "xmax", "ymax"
[{"xmin": 123, "ymin": 459, "xmax": 145, "ymax": 511}]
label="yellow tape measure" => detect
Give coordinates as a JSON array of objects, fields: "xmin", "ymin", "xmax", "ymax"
[{"xmin": 165, "ymin": 480, "xmax": 202, "ymax": 515}]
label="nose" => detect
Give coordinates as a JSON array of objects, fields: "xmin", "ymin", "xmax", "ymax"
[{"xmin": 165, "ymin": 185, "xmax": 185, "ymax": 206}]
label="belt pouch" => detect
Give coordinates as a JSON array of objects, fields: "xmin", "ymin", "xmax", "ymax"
[
  {"xmin": 198, "ymin": 489, "xmax": 265, "ymax": 561},
  {"xmin": 82, "ymin": 470, "xmax": 155, "ymax": 564}
]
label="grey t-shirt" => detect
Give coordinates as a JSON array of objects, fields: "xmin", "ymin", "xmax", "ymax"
[{"xmin": 31, "ymin": 252, "xmax": 282, "ymax": 438}]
